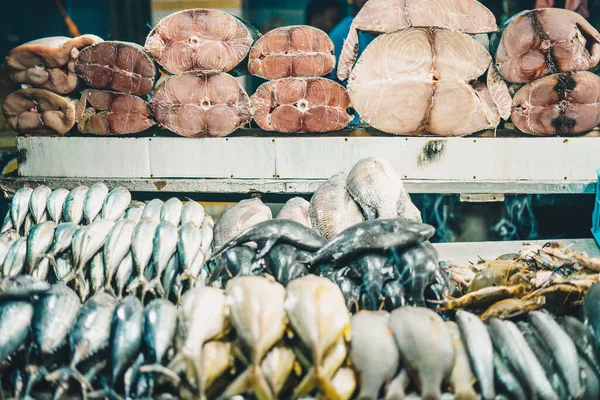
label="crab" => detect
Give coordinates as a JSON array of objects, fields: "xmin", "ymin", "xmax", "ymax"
[
  {"xmin": 430, "ymin": 284, "xmax": 527, "ymax": 312},
  {"xmin": 480, "ymin": 296, "xmax": 546, "ymax": 321}
]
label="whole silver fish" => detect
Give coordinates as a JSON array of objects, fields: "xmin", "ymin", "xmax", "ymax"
[
  {"xmin": 1, "ymin": 212, "xmax": 13, "ymax": 233},
  {"xmin": 130, "ymin": 218, "xmax": 159, "ymax": 294},
  {"xmin": 493, "ymin": 352, "xmax": 527, "ymax": 400},
  {"xmin": 50, "ymin": 222, "xmax": 79, "ymax": 257},
  {"xmin": 0, "ymin": 300, "xmax": 34, "ymax": 364},
  {"xmin": 181, "ymin": 200, "xmax": 205, "ymax": 227},
  {"xmin": 213, "ymin": 198, "xmax": 272, "ymax": 249},
  {"xmin": 309, "ymin": 172, "xmax": 363, "ymax": 240},
  {"xmin": 488, "ymin": 318, "xmax": 558, "ymax": 400},
  {"xmin": 162, "ymin": 253, "xmax": 180, "ymax": 299},
  {"xmin": 178, "ymin": 222, "xmax": 202, "ymax": 281},
  {"xmin": 26, "ymin": 220, "xmax": 56, "ymax": 274},
  {"xmin": 89, "ymin": 251, "xmax": 106, "ymax": 294},
  {"xmin": 63, "ymin": 186, "xmax": 89, "ymax": 224},
  {"xmin": 350, "ymin": 311, "xmax": 399, "ymax": 400},
  {"xmin": 446, "ymin": 321, "xmax": 477, "ymax": 400},
  {"xmin": 124, "ymin": 201, "xmax": 146, "ymax": 223},
  {"xmin": 29, "ymin": 185, "xmax": 52, "ymax": 224},
  {"xmin": 104, "ymin": 219, "xmax": 136, "ymax": 290},
  {"xmin": 3, "ymin": 238, "xmax": 27, "ymax": 277},
  {"xmin": 456, "ymin": 310, "xmax": 495, "ymax": 400},
  {"xmin": 101, "ymin": 187, "xmax": 131, "ymax": 221},
  {"xmin": 109, "ymin": 296, "xmax": 143, "ymax": 387},
  {"xmin": 580, "ymin": 357, "xmax": 600, "ymax": 400},
  {"xmin": 32, "ymin": 284, "xmax": 80, "ymax": 355},
  {"xmin": 11, "ymin": 187, "xmax": 33, "ymax": 234},
  {"xmin": 346, "ymin": 157, "xmax": 405, "ymax": 219},
  {"xmin": 83, "ymin": 182, "xmax": 109, "ymax": 224},
  {"xmin": 46, "ymin": 188, "xmax": 70, "ymax": 223},
  {"xmin": 76, "ymin": 219, "xmax": 115, "ymax": 275},
  {"xmin": 141, "ymin": 299, "xmax": 177, "ymax": 374},
  {"xmin": 560, "ymin": 316, "xmax": 600, "ymax": 378},
  {"xmin": 389, "ymin": 307, "xmax": 455, "ymax": 400},
  {"xmin": 150, "ymin": 220, "xmax": 178, "ymax": 296},
  {"xmin": 161, "ymin": 197, "xmax": 183, "ymax": 226},
  {"xmin": 115, "ymin": 252, "xmax": 134, "ymax": 299},
  {"xmin": 529, "ymin": 311, "xmax": 583, "ymax": 399},
  {"xmin": 70, "ymin": 226, "xmax": 87, "ymax": 275},
  {"xmin": 200, "ymin": 215, "xmax": 214, "ymax": 257},
  {"xmin": 141, "ymin": 199, "xmax": 163, "ymax": 223},
  {"xmin": 0, "ymin": 230, "xmax": 20, "ymax": 268},
  {"xmin": 276, "ymin": 197, "xmax": 311, "ymax": 228}
]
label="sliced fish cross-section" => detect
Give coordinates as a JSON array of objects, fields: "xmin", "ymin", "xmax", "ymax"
[
  {"xmin": 144, "ymin": 8, "xmax": 258, "ymax": 74},
  {"xmin": 248, "ymin": 26, "xmax": 335, "ymax": 79},
  {"xmin": 75, "ymin": 41, "xmax": 157, "ymax": 96},
  {"xmin": 76, "ymin": 89, "xmax": 155, "ymax": 135},
  {"xmin": 2, "ymin": 88, "xmax": 76, "ymax": 135},
  {"xmin": 252, "ymin": 78, "xmax": 351, "ymax": 133},
  {"xmin": 149, "ymin": 72, "xmax": 252, "ymax": 137}
]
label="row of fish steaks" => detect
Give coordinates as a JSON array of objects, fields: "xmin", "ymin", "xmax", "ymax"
[{"xmin": 4, "ymin": 1, "xmax": 600, "ymax": 137}]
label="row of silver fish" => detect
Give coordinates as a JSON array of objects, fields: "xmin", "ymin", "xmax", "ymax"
[{"xmin": 0, "ymin": 191, "xmax": 214, "ymax": 302}]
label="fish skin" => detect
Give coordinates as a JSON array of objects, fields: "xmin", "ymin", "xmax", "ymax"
[
  {"xmin": 0, "ymin": 300, "xmax": 34, "ymax": 364},
  {"xmin": 109, "ymin": 296, "xmax": 144, "ymax": 386},
  {"xmin": 203, "ymin": 341, "xmax": 234, "ymax": 391},
  {"xmin": 181, "ymin": 200, "xmax": 205, "ymax": 227},
  {"xmin": 50, "ymin": 222, "xmax": 79, "ymax": 257},
  {"xmin": 103, "ymin": 219, "xmax": 136, "ymax": 290},
  {"xmin": 528, "ymin": 311, "xmax": 583, "ymax": 399},
  {"xmin": 346, "ymin": 157, "xmax": 405, "ymax": 220},
  {"xmin": 178, "ymin": 222, "xmax": 202, "ymax": 277},
  {"xmin": 488, "ymin": 318, "xmax": 558, "ymax": 400},
  {"xmin": 265, "ymin": 243, "xmax": 310, "ymax": 286},
  {"xmin": 212, "ymin": 219, "xmax": 327, "ymax": 260},
  {"xmin": 150, "ymin": 220, "xmax": 178, "ymax": 295},
  {"xmin": 56, "ymin": 254, "xmax": 74, "ymax": 282},
  {"xmin": 83, "ymin": 182, "xmax": 109, "ymax": 224},
  {"xmin": 350, "ymin": 311, "xmax": 399, "ymax": 400},
  {"xmin": 115, "ymin": 252, "xmax": 134, "ymax": 298},
  {"xmin": 0, "ymin": 230, "xmax": 20, "ymax": 268},
  {"xmin": 579, "ymin": 357, "xmax": 600, "ymax": 400},
  {"xmin": 77, "ymin": 219, "xmax": 116, "ymax": 275},
  {"xmin": 261, "ymin": 345, "xmax": 296, "ymax": 397},
  {"xmin": 493, "ymin": 352, "xmax": 527, "ymax": 400},
  {"xmin": 69, "ymin": 292, "xmax": 118, "ymax": 368},
  {"xmin": 1, "ymin": 212, "xmax": 14, "ymax": 234},
  {"xmin": 200, "ymin": 215, "xmax": 214, "ymax": 257},
  {"xmin": 143, "ymin": 299, "xmax": 177, "ymax": 365},
  {"xmin": 141, "ymin": 199, "xmax": 163, "ymax": 223},
  {"xmin": 131, "ymin": 218, "xmax": 159, "ymax": 283},
  {"xmin": 11, "ymin": 187, "xmax": 33, "ymax": 234},
  {"xmin": 32, "ymin": 283, "xmax": 80, "ymax": 355},
  {"xmin": 23, "ymin": 214, "xmax": 34, "ymax": 236},
  {"xmin": 309, "ymin": 172, "xmax": 364, "ymax": 240},
  {"xmin": 29, "ymin": 185, "xmax": 52, "ymax": 224},
  {"xmin": 389, "ymin": 307, "xmax": 455, "ymax": 400},
  {"xmin": 101, "ymin": 186, "xmax": 131, "ymax": 221},
  {"xmin": 456, "ymin": 310, "xmax": 495, "ymax": 400},
  {"xmin": 445, "ymin": 321, "xmax": 478, "ymax": 400},
  {"xmin": 276, "ymin": 197, "xmax": 311, "ymax": 228},
  {"xmin": 162, "ymin": 253, "xmax": 180, "ymax": 298},
  {"xmin": 560, "ymin": 316, "xmax": 600, "ymax": 378},
  {"xmin": 0, "ymin": 274, "xmax": 51, "ymax": 300},
  {"xmin": 3, "ymin": 238, "xmax": 27, "ymax": 277},
  {"xmin": 213, "ymin": 198, "xmax": 272, "ymax": 249},
  {"xmin": 161, "ymin": 197, "xmax": 183, "ymax": 226},
  {"xmin": 63, "ymin": 186, "xmax": 89, "ymax": 224},
  {"xmin": 33, "ymin": 257, "xmax": 51, "ymax": 281},
  {"xmin": 123, "ymin": 201, "xmax": 146, "ymax": 223},
  {"xmin": 584, "ymin": 283, "xmax": 600, "ymax": 349},
  {"xmin": 89, "ymin": 251, "xmax": 106, "ymax": 294},
  {"xmin": 70, "ymin": 226, "xmax": 87, "ymax": 275},
  {"xmin": 46, "ymin": 188, "xmax": 70, "ymax": 223},
  {"xmin": 26, "ymin": 220, "xmax": 56, "ymax": 274}
]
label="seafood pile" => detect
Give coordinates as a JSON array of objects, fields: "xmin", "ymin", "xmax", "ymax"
[
  {"xmin": 441, "ymin": 242, "xmax": 600, "ymax": 320},
  {"xmin": 338, "ymin": 0, "xmax": 509, "ymax": 136},
  {"xmin": 250, "ymin": 26, "xmax": 352, "ymax": 133},
  {"xmin": 494, "ymin": 9, "xmax": 600, "ymax": 136},
  {"xmin": 0, "ymin": 183, "xmax": 214, "ymax": 302}
]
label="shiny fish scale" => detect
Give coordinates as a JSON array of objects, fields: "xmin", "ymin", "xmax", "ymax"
[
  {"xmin": 101, "ymin": 187, "xmax": 131, "ymax": 221},
  {"xmin": 0, "ymin": 300, "xmax": 34, "ymax": 364},
  {"xmin": 104, "ymin": 219, "xmax": 136, "ymax": 289},
  {"xmin": 181, "ymin": 200, "xmax": 205, "ymax": 227},
  {"xmin": 11, "ymin": 187, "xmax": 33, "ymax": 234},
  {"xmin": 29, "ymin": 185, "xmax": 52, "ymax": 224},
  {"xmin": 3, "ymin": 238, "xmax": 27, "ymax": 277},
  {"xmin": 32, "ymin": 284, "xmax": 80, "ymax": 355},
  {"xmin": 141, "ymin": 199, "xmax": 163, "ymax": 223},
  {"xmin": 63, "ymin": 186, "xmax": 89, "ymax": 224},
  {"xmin": 90, "ymin": 251, "xmax": 105, "ymax": 294},
  {"xmin": 51, "ymin": 223, "xmax": 79, "ymax": 256},
  {"xmin": 46, "ymin": 188, "xmax": 70, "ymax": 223},
  {"xmin": 161, "ymin": 197, "xmax": 183, "ymax": 226},
  {"xmin": 26, "ymin": 221, "xmax": 56, "ymax": 274},
  {"xmin": 83, "ymin": 182, "xmax": 109, "ymax": 224}
]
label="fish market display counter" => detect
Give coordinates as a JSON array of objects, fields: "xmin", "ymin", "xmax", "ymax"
[{"xmin": 4, "ymin": 128, "xmax": 599, "ymax": 197}]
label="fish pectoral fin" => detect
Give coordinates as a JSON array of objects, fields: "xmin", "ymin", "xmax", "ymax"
[{"xmin": 139, "ymin": 364, "xmax": 181, "ymax": 383}]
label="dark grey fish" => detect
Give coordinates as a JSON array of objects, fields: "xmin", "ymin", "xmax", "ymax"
[
  {"xmin": 493, "ymin": 352, "xmax": 527, "ymax": 400},
  {"xmin": 580, "ymin": 357, "xmax": 600, "ymax": 400},
  {"xmin": 310, "ymin": 218, "xmax": 435, "ymax": 267},
  {"xmin": 162, "ymin": 253, "xmax": 180, "ymax": 299},
  {"xmin": 349, "ymin": 253, "xmax": 389, "ymax": 311},
  {"xmin": 0, "ymin": 275, "xmax": 51, "ymax": 300},
  {"xmin": 139, "ymin": 299, "xmax": 178, "ymax": 382},
  {"xmin": 211, "ymin": 219, "xmax": 326, "ymax": 260},
  {"xmin": 32, "ymin": 284, "xmax": 80, "ymax": 355},
  {"xmin": 109, "ymin": 296, "xmax": 143, "ymax": 390},
  {"xmin": 560, "ymin": 316, "xmax": 600, "ymax": 378},
  {"xmin": 265, "ymin": 243, "xmax": 310, "ymax": 286},
  {"xmin": 208, "ymin": 246, "xmax": 255, "ymax": 285},
  {"xmin": 389, "ymin": 241, "xmax": 439, "ymax": 307},
  {"xmin": 456, "ymin": 310, "xmax": 495, "ymax": 400},
  {"xmin": 382, "ymin": 279, "xmax": 406, "ymax": 311},
  {"xmin": 584, "ymin": 283, "xmax": 600, "ymax": 350},
  {"xmin": 0, "ymin": 300, "xmax": 33, "ymax": 364},
  {"xmin": 528, "ymin": 311, "xmax": 583, "ymax": 399}
]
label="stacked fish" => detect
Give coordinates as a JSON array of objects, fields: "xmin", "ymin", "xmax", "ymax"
[
  {"xmin": 0, "ymin": 183, "xmax": 214, "ymax": 302},
  {"xmin": 337, "ymin": 0, "xmax": 510, "ymax": 137},
  {"xmin": 249, "ymin": 26, "xmax": 353, "ymax": 133},
  {"xmin": 493, "ymin": 8, "xmax": 600, "ymax": 136}
]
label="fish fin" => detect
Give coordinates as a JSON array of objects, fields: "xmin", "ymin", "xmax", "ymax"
[
  {"xmin": 45, "ymin": 366, "xmax": 93, "ymax": 392},
  {"xmin": 254, "ymin": 238, "xmax": 278, "ymax": 259},
  {"xmin": 293, "ymin": 366, "xmax": 317, "ymax": 399},
  {"xmin": 250, "ymin": 366, "xmax": 275, "ymax": 400},
  {"xmin": 219, "ymin": 366, "xmax": 274, "ymax": 400},
  {"xmin": 138, "ymin": 364, "xmax": 180, "ymax": 383}
]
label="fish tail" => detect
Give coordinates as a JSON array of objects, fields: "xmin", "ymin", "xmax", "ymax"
[
  {"xmin": 293, "ymin": 366, "xmax": 317, "ymax": 399},
  {"xmin": 138, "ymin": 364, "xmax": 181, "ymax": 383},
  {"xmin": 219, "ymin": 366, "xmax": 252, "ymax": 400},
  {"xmin": 316, "ymin": 366, "xmax": 342, "ymax": 400},
  {"xmin": 250, "ymin": 366, "xmax": 274, "ymax": 400}
]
